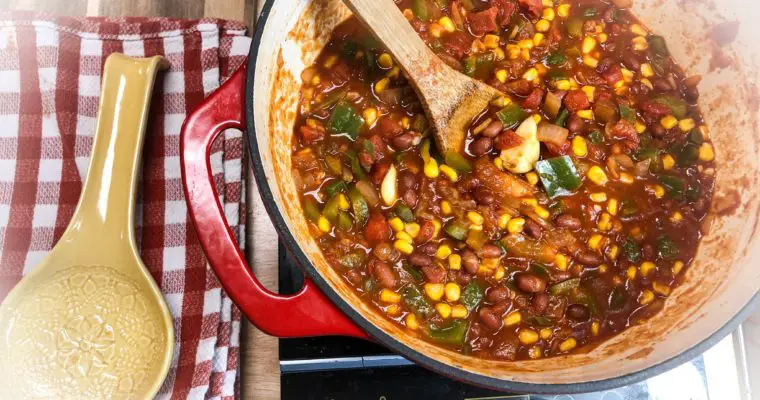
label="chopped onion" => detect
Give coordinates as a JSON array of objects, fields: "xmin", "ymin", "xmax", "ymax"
[
  {"xmin": 635, "ymin": 159, "xmax": 652, "ymax": 177},
  {"xmin": 537, "ymin": 121, "xmax": 569, "ymax": 147},
  {"xmin": 610, "ymin": 153, "xmax": 635, "ymax": 170},
  {"xmin": 355, "ymin": 180, "xmax": 379, "ymax": 207},
  {"xmin": 544, "ymin": 91, "xmax": 566, "ymax": 117},
  {"xmin": 380, "ymin": 164, "xmax": 398, "ymax": 206}
]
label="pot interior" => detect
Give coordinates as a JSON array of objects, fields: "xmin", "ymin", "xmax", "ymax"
[{"xmin": 249, "ymin": 0, "xmax": 760, "ymax": 386}]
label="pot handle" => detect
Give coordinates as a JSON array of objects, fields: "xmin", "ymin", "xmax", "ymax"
[{"xmin": 181, "ymin": 62, "xmax": 367, "ymax": 339}]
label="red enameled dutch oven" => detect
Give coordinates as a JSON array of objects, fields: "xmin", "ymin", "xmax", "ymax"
[{"xmin": 180, "ymin": 0, "xmax": 760, "ymax": 393}]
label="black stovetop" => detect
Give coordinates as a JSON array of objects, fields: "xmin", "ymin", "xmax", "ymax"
[{"xmin": 276, "ymin": 243, "xmax": 703, "ymax": 400}]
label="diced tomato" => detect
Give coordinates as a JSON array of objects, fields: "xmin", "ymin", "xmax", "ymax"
[
  {"xmin": 545, "ymin": 140, "xmax": 572, "ymax": 156},
  {"xmin": 443, "ymin": 31, "xmax": 473, "ymax": 59},
  {"xmin": 298, "ymin": 125, "xmax": 324, "ymax": 144},
  {"xmin": 369, "ymin": 135, "xmax": 387, "ymax": 161},
  {"xmin": 608, "ymin": 120, "xmax": 639, "ymax": 152},
  {"xmin": 518, "ymin": 0, "xmax": 542, "ymax": 17},
  {"xmin": 467, "ymin": 7, "xmax": 499, "ymax": 36},
  {"xmin": 494, "ymin": 130, "xmax": 525, "ymax": 150},
  {"xmin": 564, "ymin": 90, "xmax": 591, "ymax": 112},
  {"xmin": 375, "ymin": 117, "xmax": 403, "ymax": 138},
  {"xmin": 490, "ymin": 0, "xmax": 517, "ymax": 27},
  {"xmin": 358, "ymin": 150, "xmax": 374, "ymax": 170},
  {"xmin": 506, "ymin": 79, "xmax": 533, "ymax": 96},
  {"xmin": 639, "ymin": 102, "xmax": 672, "ymax": 118},
  {"xmin": 328, "ymin": 61, "xmax": 351, "ymax": 86},
  {"xmin": 371, "ymin": 160, "xmax": 391, "ymax": 185},
  {"xmin": 364, "ymin": 212, "xmax": 392, "ymax": 244},
  {"xmin": 520, "ymin": 88, "xmax": 545, "ymax": 110},
  {"xmin": 602, "ymin": 65, "xmax": 623, "ymax": 85}
]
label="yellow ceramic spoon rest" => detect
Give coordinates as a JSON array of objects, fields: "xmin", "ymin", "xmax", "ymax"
[{"xmin": 0, "ymin": 54, "xmax": 173, "ymax": 399}]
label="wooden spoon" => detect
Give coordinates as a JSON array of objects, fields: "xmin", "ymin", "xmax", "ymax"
[
  {"xmin": 343, "ymin": 0, "xmax": 505, "ymax": 155},
  {"xmin": 0, "ymin": 54, "xmax": 172, "ymax": 398}
]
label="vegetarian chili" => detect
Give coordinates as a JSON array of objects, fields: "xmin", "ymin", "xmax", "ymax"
[{"xmin": 291, "ymin": 0, "xmax": 715, "ymax": 361}]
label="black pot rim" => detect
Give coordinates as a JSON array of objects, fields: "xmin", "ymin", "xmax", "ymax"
[{"xmin": 243, "ymin": 0, "xmax": 760, "ymax": 394}]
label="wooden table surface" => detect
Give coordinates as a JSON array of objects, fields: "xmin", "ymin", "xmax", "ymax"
[{"xmin": 4, "ymin": 1, "xmax": 280, "ymax": 399}]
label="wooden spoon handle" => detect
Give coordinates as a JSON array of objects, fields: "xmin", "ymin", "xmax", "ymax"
[{"xmin": 342, "ymin": 0, "xmax": 446, "ymax": 84}]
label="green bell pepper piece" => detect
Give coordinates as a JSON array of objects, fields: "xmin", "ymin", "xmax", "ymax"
[
  {"xmin": 554, "ymin": 109, "xmax": 569, "ymax": 127},
  {"xmin": 346, "ymin": 150, "xmax": 367, "ymax": 180},
  {"xmin": 412, "ymin": 0, "xmax": 432, "ymax": 21},
  {"xmin": 303, "ymin": 197, "xmax": 321, "ymax": 222},
  {"xmin": 656, "ymin": 174, "xmax": 685, "ymax": 199},
  {"xmin": 544, "ymin": 52, "xmax": 568, "ymax": 66},
  {"xmin": 322, "ymin": 194, "xmax": 341, "ymax": 223},
  {"xmin": 337, "ymin": 211, "xmax": 353, "ymax": 231},
  {"xmin": 393, "ymin": 203, "xmax": 415, "ymax": 223},
  {"xmin": 325, "ymin": 154, "xmax": 344, "ymax": 176},
  {"xmin": 348, "ymin": 186, "xmax": 369, "ymax": 228},
  {"xmin": 444, "ymin": 152, "xmax": 472, "ymax": 173},
  {"xmin": 496, "ymin": 103, "xmax": 528, "ymax": 129},
  {"xmin": 567, "ymin": 17, "xmax": 584, "ymax": 37},
  {"xmin": 460, "ymin": 282, "xmax": 484, "ymax": 312},
  {"xmin": 403, "ymin": 284, "xmax": 433, "ymax": 318},
  {"xmin": 444, "ymin": 220, "xmax": 468, "ymax": 240},
  {"xmin": 327, "ymin": 101, "xmax": 364, "ymax": 140},
  {"xmin": 648, "ymin": 35, "xmax": 670, "ymax": 57},
  {"xmin": 608, "ymin": 286, "xmax": 628, "ymax": 311},
  {"xmin": 429, "ymin": 320, "xmax": 469, "ymax": 346},
  {"xmin": 652, "ymin": 95, "xmax": 688, "ymax": 119},
  {"xmin": 339, "ymin": 251, "xmax": 365, "ymax": 269},
  {"xmin": 582, "ymin": 7, "xmax": 597, "ymax": 18},
  {"xmin": 588, "ymin": 130, "xmax": 603, "ymax": 145},
  {"xmin": 619, "ymin": 104, "xmax": 636, "ymax": 122},
  {"xmin": 656, "ymin": 236, "xmax": 680, "ymax": 260},
  {"xmin": 324, "ymin": 179, "xmax": 347, "ymax": 197},
  {"xmin": 550, "ymin": 278, "xmax": 580, "ymax": 296},
  {"xmin": 535, "ymin": 156, "xmax": 582, "ymax": 198},
  {"xmin": 621, "ymin": 237, "xmax": 642, "ymax": 263},
  {"xmin": 462, "ymin": 55, "xmax": 477, "ymax": 77}
]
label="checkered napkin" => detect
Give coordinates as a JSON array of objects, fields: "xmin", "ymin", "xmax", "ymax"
[{"xmin": 0, "ymin": 11, "xmax": 250, "ymax": 399}]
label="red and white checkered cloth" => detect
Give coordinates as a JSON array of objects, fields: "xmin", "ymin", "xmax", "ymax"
[{"xmin": 0, "ymin": 11, "xmax": 250, "ymax": 399}]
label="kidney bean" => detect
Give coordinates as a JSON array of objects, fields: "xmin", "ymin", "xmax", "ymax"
[
  {"xmin": 652, "ymin": 78, "xmax": 674, "ymax": 92},
  {"xmin": 462, "ymin": 249, "xmax": 480, "ymax": 274},
  {"xmin": 515, "ymin": 273, "xmax": 547, "ymax": 293},
  {"xmin": 531, "ymin": 292, "xmax": 550, "ymax": 314},
  {"xmin": 398, "ymin": 171, "xmax": 418, "ymax": 193},
  {"xmin": 479, "ymin": 308, "xmax": 502, "ymax": 330},
  {"xmin": 576, "ymin": 250, "xmax": 604, "ymax": 266},
  {"xmin": 684, "ymin": 86, "xmax": 699, "ymax": 102},
  {"xmin": 371, "ymin": 261, "xmax": 398, "ymax": 289},
  {"xmin": 622, "ymin": 53, "xmax": 640, "ymax": 71},
  {"xmin": 474, "ymin": 188, "xmax": 495, "ymax": 205},
  {"xmin": 419, "ymin": 242, "xmax": 438, "ymax": 255},
  {"xmin": 650, "ymin": 123, "xmax": 668, "ymax": 138},
  {"xmin": 469, "ymin": 137, "xmax": 493, "ymax": 156},
  {"xmin": 486, "ymin": 286, "xmax": 510, "ymax": 303},
  {"xmin": 524, "ymin": 219, "xmax": 542, "ymax": 238},
  {"xmin": 566, "ymin": 304, "xmax": 590, "ymax": 321},
  {"xmin": 642, "ymin": 244, "xmax": 654, "ymax": 260},
  {"xmin": 555, "ymin": 214, "xmax": 582, "ymax": 230},
  {"xmin": 455, "ymin": 269, "xmax": 473, "ymax": 286},
  {"xmin": 596, "ymin": 57, "xmax": 615, "ymax": 74},
  {"xmin": 491, "ymin": 300, "xmax": 510, "ymax": 315},
  {"xmin": 479, "ymin": 244, "xmax": 503, "ymax": 258},
  {"xmin": 422, "ymin": 266, "xmax": 446, "ymax": 283},
  {"xmin": 392, "ymin": 133, "xmax": 415, "ymax": 150},
  {"xmin": 482, "ymin": 120, "xmax": 504, "ymax": 138},
  {"xmin": 408, "ymin": 252, "xmax": 433, "ymax": 268},
  {"xmin": 567, "ymin": 114, "xmax": 585, "ymax": 133},
  {"xmin": 346, "ymin": 269, "xmax": 363, "ymax": 286},
  {"xmin": 402, "ymin": 189, "xmax": 418, "ymax": 208}
]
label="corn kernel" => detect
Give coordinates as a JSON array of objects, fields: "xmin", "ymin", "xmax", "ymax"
[
  {"xmin": 597, "ymin": 212, "xmax": 612, "ymax": 231},
  {"xmin": 640, "ymin": 261, "xmax": 656, "ymax": 277},
  {"xmin": 606, "ymin": 245, "xmax": 619, "ymax": 260},
  {"xmin": 375, "ymin": 77, "xmax": 390, "ymax": 94},
  {"xmin": 310, "ymin": 75, "xmax": 321, "ymax": 85},
  {"xmin": 521, "ymin": 48, "xmax": 531, "ymax": 61},
  {"xmin": 386, "ymin": 304, "xmax": 400, "ymax": 316},
  {"xmin": 540, "ymin": 328, "xmax": 553, "ymax": 340},
  {"xmin": 536, "ymin": 19, "xmax": 551, "ymax": 32},
  {"xmin": 334, "ymin": 194, "xmax": 349, "ymax": 211},
  {"xmin": 555, "ymin": 253, "xmax": 568, "ymax": 271},
  {"xmin": 590, "ymin": 192, "xmax": 608, "ymax": 203},
  {"xmin": 581, "ymin": 86, "xmax": 596, "ymax": 102},
  {"xmin": 451, "ymin": 304, "xmax": 468, "ymax": 319},
  {"xmin": 389, "ymin": 217, "xmax": 404, "ymax": 232},
  {"xmin": 587, "ymin": 166, "xmax": 609, "ymax": 186},
  {"xmin": 438, "ymin": 16, "xmax": 455, "ymax": 33},
  {"xmin": 582, "ymin": 37, "xmax": 597, "ymax": 54},
  {"xmin": 495, "ymin": 69, "xmax": 508, "ymax": 83},
  {"xmin": 425, "ymin": 283, "xmax": 444, "ymax": 301},
  {"xmin": 529, "ymin": 346, "xmax": 543, "ymax": 359},
  {"xmin": 673, "ymin": 260, "xmax": 684, "ymax": 275},
  {"xmin": 591, "ymin": 321, "xmax": 600, "ymax": 336},
  {"xmin": 604, "ymin": 199, "xmax": 618, "ymax": 217},
  {"xmin": 378, "ymin": 53, "xmax": 393, "ymax": 69},
  {"xmin": 445, "ymin": 283, "xmax": 461, "ymax": 302},
  {"xmin": 637, "ymin": 63, "xmax": 654, "ymax": 79},
  {"xmin": 439, "ymin": 165, "xmax": 459, "ymax": 182},
  {"xmin": 576, "ymin": 109, "xmax": 594, "ymax": 120},
  {"xmin": 522, "ymin": 67, "xmax": 539, "ymax": 82},
  {"xmin": 481, "ymin": 258, "xmax": 500, "ymax": 271},
  {"xmin": 626, "ymin": 266, "xmax": 638, "ymax": 280},
  {"xmin": 542, "ymin": 0, "xmax": 553, "ymax": 6},
  {"xmin": 554, "ymin": 79, "xmax": 571, "ymax": 91},
  {"xmin": 699, "ymin": 143, "xmax": 715, "ymax": 161},
  {"xmin": 436, "ymin": 303, "xmax": 452, "ymax": 318},
  {"xmin": 534, "ymin": 205, "xmax": 550, "ymax": 220},
  {"xmin": 440, "ymin": 201, "xmax": 452, "ymax": 216},
  {"xmin": 405, "ymin": 313, "xmax": 419, "ymax": 330},
  {"xmin": 559, "ymin": 338, "xmax": 577, "ymax": 352},
  {"xmin": 588, "ymin": 234, "xmax": 603, "ymax": 250},
  {"xmin": 533, "ymin": 33, "xmax": 545, "ymax": 46},
  {"xmin": 619, "ymin": 172, "xmax": 634, "ymax": 185},
  {"xmin": 394, "ymin": 239, "xmax": 414, "ymax": 255},
  {"xmin": 598, "ymin": 33, "xmax": 608, "ymax": 43},
  {"xmin": 435, "ymin": 245, "xmax": 452, "ymax": 260},
  {"xmin": 557, "ymin": 4, "xmax": 571, "ymax": 17},
  {"xmin": 491, "ymin": 96, "xmax": 511, "ymax": 107},
  {"xmin": 630, "ymin": 24, "xmax": 648, "ymax": 36},
  {"xmin": 518, "ymin": 39, "xmax": 534, "ymax": 49},
  {"xmin": 424, "ymin": 159, "xmax": 440, "ymax": 178},
  {"xmin": 506, "ymin": 44, "xmax": 521, "ymax": 60},
  {"xmin": 507, "ymin": 217, "xmax": 525, "ymax": 234},
  {"xmin": 387, "ymin": 66, "xmax": 400, "ymax": 79},
  {"xmin": 519, "ymin": 173, "xmax": 537, "ymax": 188},
  {"xmin": 598, "ymin": 264, "xmax": 608, "ymax": 273},
  {"xmin": 572, "ymin": 136, "xmax": 588, "ymax": 157},
  {"xmin": 653, "ymin": 184, "xmax": 666, "ymax": 199},
  {"xmin": 318, "ymin": 216, "xmax": 331, "ymax": 233},
  {"xmin": 467, "ymin": 211, "xmax": 485, "ymax": 226},
  {"xmin": 503, "ymin": 311, "xmax": 522, "ymax": 326},
  {"xmin": 662, "ymin": 154, "xmax": 675, "ymax": 170},
  {"xmin": 429, "ymin": 23, "xmax": 444, "ymax": 38},
  {"xmin": 402, "ymin": 8, "xmax": 414, "ymax": 20},
  {"xmin": 494, "ymin": 266, "xmax": 506, "ymax": 280},
  {"xmin": 519, "ymin": 329, "xmax": 540, "ymax": 345},
  {"xmin": 543, "ymin": 7, "xmax": 555, "ymax": 21},
  {"xmin": 639, "ymin": 289, "xmax": 655, "ymax": 305},
  {"xmin": 621, "ymin": 68, "xmax": 634, "ymax": 83},
  {"xmin": 652, "ymin": 281, "xmax": 671, "ymax": 296},
  {"xmin": 670, "ymin": 211, "xmax": 683, "ymax": 223},
  {"xmin": 405, "ymin": 222, "xmax": 421, "ymax": 238},
  {"xmin": 360, "ymin": 108, "xmax": 378, "ymax": 128},
  {"xmin": 632, "ymin": 36, "xmax": 649, "ymax": 51},
  {"xmin": 396, "ymin": 231, "xmax": 413, "ymax": 243},
  {"xmin": 639, "ymin": 78, "xmax": 653, "ymax": 91},
  {"xmin": 676, "ymin": 119, "xmax": 696, "ymax": 133},
  {"xmin": 498, "ymin": 214, "xmax": 511, "ymax": 230},
  {"xmin": 323, "ymin": 54, "xmax": 338, "ymax": 69},
  {"xmin": 400, "ymin": 116, "xmax": 410, "ymax": 129},
  {"xmin": 493, "ymin": 47, "xmax": 505, "ymax": 61},
  {"xmin": 432, "ymin": 219, "xmax": 442, "ymax": 237},
  {"xmin": 484, "ymin": 34, "xmax": 500, "ymax": 49},
  {"xmin": 583, "ymin": 55, "xmax": 599, "ymax": 68},
  {"xmin": 380, "ymin": 289, "xmax": 401, "ymax": 303},
  {"xmin": 449, "ymin": 254, "xmax": 462, "ymax": 271}
]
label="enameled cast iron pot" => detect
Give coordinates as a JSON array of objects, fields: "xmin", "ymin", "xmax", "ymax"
[{"xmin": 181, "ymin": 0, "xmax": 760, "ymax": 393}]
